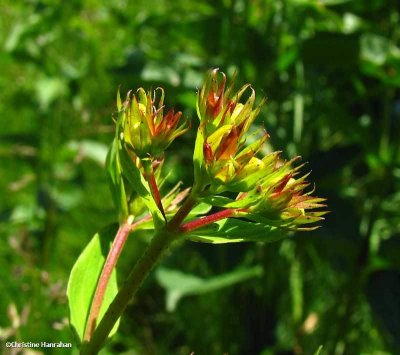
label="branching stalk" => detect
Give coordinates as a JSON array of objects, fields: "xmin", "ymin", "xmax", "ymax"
[
  {"xmin": 83, "ymin": 215, "xmax": 151, "ymax": 343},
  {"xmin": 81, "ymin": 228, "xmax": 177, "ymax": 355},
  {"xmin": 180, "ymin": 208, "xmax": 237, "ymax": 233},
  {"xmin": 81, "ymin": 195, "xmax": 197, "ymax": 354},
  {"xmin": 147, "ymin": 168, "xmax": 166, "ymax": 220},
  {"xmin": 166, "ymin": 194, "xmax": 197, "ymax": 231}
]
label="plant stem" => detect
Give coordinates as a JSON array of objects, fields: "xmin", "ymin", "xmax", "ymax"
[
  {"xmin": 166, "ymin": 194, "xmax": 196, "ymax": 231},
  {"xmin": 81, "ymin": 194, "xmax": 198, "ymax": 354},
  {"xmin": 81, "ymin": 228, "xmax": 178, "ymax": 355},
  {"xmin": 83, "ymin": 215, "xmax": 151, "ymax": 343},
  {"xmin": 147, "ymin": 168, "xmax": 166, "ymax": 220},
  {"xmin": 180, "ymin": 208, "xmax": 236, "ymax": 233}
]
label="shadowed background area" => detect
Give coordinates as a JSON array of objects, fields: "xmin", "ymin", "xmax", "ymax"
[{"xmin": 0, "ymin": 1, "xmax": 399, "ymax": 354}]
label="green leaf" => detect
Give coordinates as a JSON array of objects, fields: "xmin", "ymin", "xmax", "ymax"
[
  {"xmin": 67, "ymin": 140, "xmax": 109, "ymax": 166},
  {"xmin": 313, "ymin": 345, "xmax": 324, "ymax": 355},
  {"xmin": 35, "ymin": 76, "xmax": 68, "ymax": 111},
  {"xmin": 186, "ymin": 202, "xmax": 212, "ymax": 217},
  {"xmin": 106, "ymin": 138, "xmax": 128, "ymax": 220},
  {"xmin": 156, "ymin": 265, "xmax": 262, "ymax": 311},
  {"xmin": 200, "ymin": 195, "xmax": 234, "ymax": 207},
  {"xmin": 67, "ymin": 225, "xmax": 120, "ymax": 345},
  {"xmin": 141, "ymin": 62, "xmax": 180, "ymax": 86},
  {"xmin": 185, "ymin": 218, "xmax": 288, "ymax": 244}
]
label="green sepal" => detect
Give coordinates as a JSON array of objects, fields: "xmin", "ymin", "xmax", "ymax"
[
  {"xmin": 118, "ymin": 145, "xmax": 150, "ymax": 198},
  {"xmin": 193, "ymin": 127, "xmax": 206, "ymax": 193},
  {"xmin": 116, "ymin": 89, "xmax": 122, "ymax": 111},
  {"xmin": 244, "ymin": 212, "xmax": 321, "ymax": 231},
  {"xmin": 118, "ymin": 145, "xmax": 164, "ymax": 229},
  {"xmin": 206, "ymin": 124, "xmax": 233, "ymax": 152}
]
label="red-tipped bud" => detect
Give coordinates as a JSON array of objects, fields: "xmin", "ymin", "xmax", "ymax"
[
  {"xmin": 215, "ymin": 127, "xmax": 239, "ymax": 160},
  {"xmin": 203, "ymin": 142, "xmax": 213, "ymax": 163},
  {"xmin": 205, "ymin": 72, "xmax": 226, "ymax": 118},
  {"xmin": 271, "ymin": 174, "xmax": 292, "ymax": 198},
  {"xmin": 122, "ymin": 87, "xmax": 188, "ymax": 159}
]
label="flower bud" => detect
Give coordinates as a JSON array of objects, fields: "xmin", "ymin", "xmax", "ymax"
[
  {"xmin": 244, "ymin": 160, "xmax": 327, "ymax": 230},
  {"xmin": 194, "ymin": 69, "xmax": 326, "ymax": 231},
  {"xmin": 195, "ymin": 69, "xmax": 266, "ymax": 192},
  {"xmin": 121, "ymin": 87, "xmax": 188, "ymax": 159}
]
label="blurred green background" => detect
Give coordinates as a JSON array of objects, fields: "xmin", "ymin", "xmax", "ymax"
[{"xmin": 1, "ymin": 0, "xmax": 400, "ymax": 354}]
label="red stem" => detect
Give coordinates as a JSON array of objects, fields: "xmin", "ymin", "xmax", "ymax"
[
  {"xmin": 148, "ymin": 171, "xmax": 166, "ymax": 220},
  {"xmin": 83, "ymin": 215, "xmax": 151, "ymax": 343},
  {"xmin": 180, "ymin": 208, "xmax": 236, "ymax": 233}
]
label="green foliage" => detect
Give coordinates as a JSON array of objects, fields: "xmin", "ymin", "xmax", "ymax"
[
  {"xmin": 313, "ymin": 345, "xmax": 324, "ymax": 355},
  {"xmin": 106, "ymin": 136, "xmax": 129, "ymax": 221},
  {"xmin": 67, "ymin": 225, "xmax": 120, "ymax": 344},
  {"xmin": 156, "ymin": 266, "xmax": 262, "ymax": 311},
  {"xmin": 1, "ymin": 0, "xmax": 400, "ymax": 354},
  {"xmin": 185, "ymin": 219, "xmax": 287, "ymax": 244},
  {"xmin": 117, "ymin": 142, "xmax": 164, "ymax": 227}
]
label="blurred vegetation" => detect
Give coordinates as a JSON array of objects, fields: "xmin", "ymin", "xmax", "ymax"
[{"xmin": 1, "ymin": 0, "xmax": 400, "ymax": 354}]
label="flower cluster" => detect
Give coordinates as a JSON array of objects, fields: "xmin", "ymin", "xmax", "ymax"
[
  {"xmin": 71, "ymin": 69, "xmax": 327, "ymax": 355},
  {"xmin": 194, "ymin": 69, "xmax": 326, "ymax": 230},
  {"xmin": 116, "ymin": 69, "xmax": 326, "ymax": 231},
  {"xmin": 116, "ymin": 87, "xmax": 188, "ymax": 219},
  {"xmin": 231, "ymin": 157, "xmax": 326, "ymax": 230},
  {"xmin": 121, "ymin": 87, "xmax": 188, "ymax": 159},
  {"xmin": 195, "ymin": 69, "xmax": 267, "ymax": 192}
]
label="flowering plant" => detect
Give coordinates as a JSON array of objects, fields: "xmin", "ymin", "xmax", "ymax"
[{"xmin": 67, "ymin": 69, "xmax": 326, "ymax": 354}]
